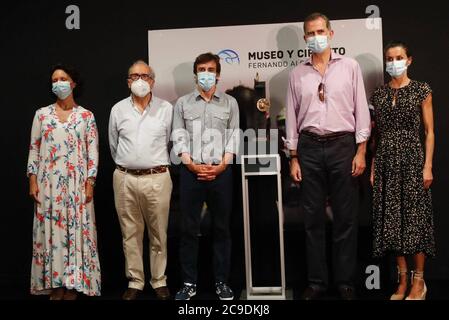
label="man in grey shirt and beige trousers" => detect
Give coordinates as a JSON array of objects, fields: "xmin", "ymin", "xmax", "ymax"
[{"xmin": 109, "ymin": 60, "xmax": 173, "ymax": 300}]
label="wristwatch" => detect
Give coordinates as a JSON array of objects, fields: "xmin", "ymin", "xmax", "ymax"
[{"xmin": 87, "ymin": 178, "xmax": 96, "ymax": 187}]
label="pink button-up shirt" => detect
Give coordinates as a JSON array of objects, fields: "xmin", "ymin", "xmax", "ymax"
[{"xmin": 286, "ymin": 53, "xmax": 371, "ymax": 150}]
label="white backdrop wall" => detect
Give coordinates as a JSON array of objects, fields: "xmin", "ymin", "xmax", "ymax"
[{"xmin": 148, "ymin": 18, "xmax": 383, "ymax": 120}]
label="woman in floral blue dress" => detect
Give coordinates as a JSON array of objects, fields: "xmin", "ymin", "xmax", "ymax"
[{"xmin": 27, "ymin": 64, "xmax": 101, "ymax": 299}]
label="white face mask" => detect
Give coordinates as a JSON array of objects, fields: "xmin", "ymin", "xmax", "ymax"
[
  {"xmin": 52, "ymin": 81, "xmax": 72, "ymax": 100},
  {"xmin": 131, "ymin": 79, "xmax": 151, "ymax": 97},
  {"xmin": 386, "ymin": 60, "xmax": 408, "ymax": 78},
  {"xmin": 306, "ymin": 35, "xmax": 329, "ymax": 53}
]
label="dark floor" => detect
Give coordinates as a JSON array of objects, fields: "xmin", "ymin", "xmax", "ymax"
[
  {"xmin": 2, "ymin": 279, "xmax": 449, "ymax": 300},
  {"xmin": 2, "ymin": 224, "xmax": 448, "ymax": 301}
]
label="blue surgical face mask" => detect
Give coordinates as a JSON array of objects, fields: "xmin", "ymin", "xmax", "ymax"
[
  {"xmin": 52, "ymin": 81, "xmax": 72, "ymax": 100},
  {"xmin": 197, "ymin": 71, "xmax": 216, "ymax": 92},
  {"xmin": 306, "ymin": 35, "xmax": 329, "ymax": 53},
  {"xmin": 386, "ymin": 60, "xmax": 408, "ymax": 78}
]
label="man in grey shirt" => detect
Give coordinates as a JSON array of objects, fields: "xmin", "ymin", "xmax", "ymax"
[
  {"xmin": 109, "ymin": 60, "xmax": 173, "ymax": 300},
  {"xmin": 172, "ymin": 52, "xmax": 239, "ymax": 300}
]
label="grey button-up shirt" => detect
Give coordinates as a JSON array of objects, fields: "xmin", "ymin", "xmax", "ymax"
[{"xmin": 172, "ymin": 89, "xmax": 240, "ymax": 164}]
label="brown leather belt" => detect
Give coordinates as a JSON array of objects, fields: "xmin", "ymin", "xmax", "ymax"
[
  {"xmin": 301, "ymin": 130, "xmax": 353, "ymax": 142},
  {"xmin": 116, "ymin": 165, "xmax": 168, "ymax": 175}
]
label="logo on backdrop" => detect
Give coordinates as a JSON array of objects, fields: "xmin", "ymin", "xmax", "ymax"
[{"xmin": 218, "ymin": 49, "xmax": 240, "ymax": 65}]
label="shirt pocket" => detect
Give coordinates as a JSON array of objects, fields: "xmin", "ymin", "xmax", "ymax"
[
  {"xmin": 148, "ymin": 129, "xmax": 166, "ymax": 147},
  {"xmin": 150, "ymin": 119, "xmax": 167, "ymax": 136},
  {"xmin": 183, "ymin": 110, "xmax": 201, "ymax": 135},
  {"xmin": 211, "ymin": 110, "xmax": 230, "ymax": 134}
]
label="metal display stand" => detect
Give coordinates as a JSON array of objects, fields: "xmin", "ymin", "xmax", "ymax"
[{"xmin": 240, "ymin": 154, "xmax": 290, "ymax": 300}]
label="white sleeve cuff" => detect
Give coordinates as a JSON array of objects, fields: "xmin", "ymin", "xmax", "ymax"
[
  {"xmin": 355, "ymin": 129, "xmax": 370, "ymax": 144},
  {"xmin": 286, "ymin": 138, "xmax": 298, "ymax": 151}
]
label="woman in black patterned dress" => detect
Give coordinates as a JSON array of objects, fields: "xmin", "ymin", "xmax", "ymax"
[{"xmin": 370, "ymin": 41, "xmax": 435, "ymax": 300}]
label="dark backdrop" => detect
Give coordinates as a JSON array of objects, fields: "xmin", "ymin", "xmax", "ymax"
[{"xmin": 1, "ymin": 0, "xmax": 448, "ymax": 297}]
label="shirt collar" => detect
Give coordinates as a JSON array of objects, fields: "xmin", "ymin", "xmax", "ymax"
[
  {"xmin": 305, "ymin": 52, "xmax": 343, "ymax": 66},
  {"xmin": 194, "ymin": 88, "xmax": 221, "ymax": 102},
  {"xmin": 129, "ymin": 95, "xmax": 152, "ymax": 111},
  {"xmin": 129, "ymin": 94, "xmax": 154, "ymax": 115}
]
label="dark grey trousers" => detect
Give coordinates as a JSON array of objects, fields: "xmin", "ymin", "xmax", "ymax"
[{"xmin": 298, "ymin": 133, "xmax": 359, "ymax": 289}]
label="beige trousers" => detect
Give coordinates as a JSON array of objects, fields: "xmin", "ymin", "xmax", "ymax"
[{"xmin": 113, "ymin": 169, "xmax": 172, "ymax": 290}]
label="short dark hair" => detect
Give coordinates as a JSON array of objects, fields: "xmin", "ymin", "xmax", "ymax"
[
  {"xmin": 193, "ymin": 52, "xmax": 221, "ymax": 75},
  {"xmin": 49, "ymin": 63, "xmax": 83, "ymax": 98},
  {"xmin": 384, "ymin": 40, "xmax": 412, "ymax": 58},
  {"xmin": 304, "ymin": 12, "xmax": 332, "ymax": 32}
]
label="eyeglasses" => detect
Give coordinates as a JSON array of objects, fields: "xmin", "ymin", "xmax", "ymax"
[
  {"xmin": 318, "ymin": 82, "xmax": 325, "ymax": 102},
  {"xmin": 128, "ymin": 73, "xmax": 153, "ymax": 81}
]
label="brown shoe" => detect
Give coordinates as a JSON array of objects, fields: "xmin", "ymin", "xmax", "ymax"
[
  {"xmin": 154, "ymin": 286, "xmax": 171, "ymax": 300},
  {"xmin": 122, "ymin": 288, "xmax": 141, "ymax": 300},
  {"xmin": 49, "ymin": 288, "xmax": 65, "ymax": 300},
  {"xmin": 63, "ymin": 289, "xmax": 78, "ymax": 300}
]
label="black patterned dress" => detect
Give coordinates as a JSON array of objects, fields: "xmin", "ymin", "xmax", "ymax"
[{"xmin": 370, "ymin": 80, "xmax": 435, "ymax": 258}]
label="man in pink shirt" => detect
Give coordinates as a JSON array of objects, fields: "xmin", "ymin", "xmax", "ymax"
[{"xmin": 286, "ymin": 13, "xmax": 371, "ymax": 300}]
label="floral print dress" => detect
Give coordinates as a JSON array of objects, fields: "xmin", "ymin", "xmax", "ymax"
[{"xmin": 27, "ymin": 104, "xmax": 101, "ymax": 296}]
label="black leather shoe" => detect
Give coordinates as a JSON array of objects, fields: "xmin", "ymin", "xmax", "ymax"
[
  {"xmin": 122, "ymin": 288, "xmax": 141, "ymax": 300},
  {"xmin": 338, "ymin": 286, "xmax": 356, "ymax": 300},
  {"xmin": 301, "ymin": 286, "xmax": 326, "ymax": 300}
]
